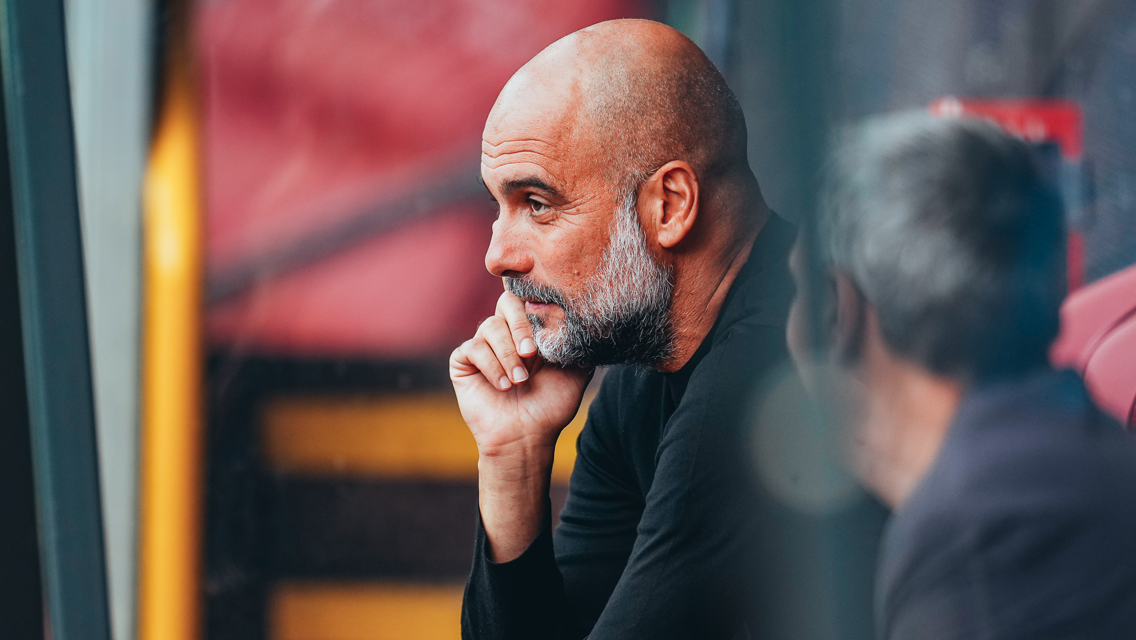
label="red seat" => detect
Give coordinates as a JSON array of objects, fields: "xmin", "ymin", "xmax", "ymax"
[
  {"xmin": 1051, "ymin": 262, "xmax": 1136, "ymax": 369},
  {"xmin": 1082, "ymin": 317, "xmax": 1136, "ymax": 428}
]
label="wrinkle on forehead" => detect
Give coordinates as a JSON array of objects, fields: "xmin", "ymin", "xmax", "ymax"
[
  {"xmin": 481, "ymin": 112, "xmax": 580, "ymax": 184},
  {"xmin": 481, "ymin": 75, "xmax": 587, "ymax": 196},
  {"xmin": 481, "ymin": 138, "xmax": 559, "ymax": 163},
  {"xmin": 481, "ymin": 160, "xmax": 560, "ymax": 185}
]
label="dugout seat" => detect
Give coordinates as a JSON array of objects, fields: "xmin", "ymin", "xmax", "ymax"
[
  {"xmin": 1051, "ymin": 262, "xmax": 1136, "ymax": 368},
  {"xmin": 1051, "ymin": 262, "xmax": 1136, "ymax": 428},
  {"xmin": 1082, "ymin": 317, "xmax": 1136, "ymax": 428}
]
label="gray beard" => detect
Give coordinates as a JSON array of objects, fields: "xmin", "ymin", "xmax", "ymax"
[{"xmin": 505, "ymin": 189, "xmax": 675, "ymax": 370}]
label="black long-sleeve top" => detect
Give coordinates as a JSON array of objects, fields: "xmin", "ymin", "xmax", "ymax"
[{"xmin": 461, "ymin": 214, "xmax": 798, "ymax": 639}]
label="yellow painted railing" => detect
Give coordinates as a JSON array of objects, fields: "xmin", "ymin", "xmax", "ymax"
[
  {"xmin": 137, "ymin": 29, "xmax": 204, "ymax": 640},
  {"xmin": 270, "ymin": 581, "xmax": 465, "ymax": 640},
  {"xmin": 261, "ymin": 393, "xmax": 591, "ymax": 483}
]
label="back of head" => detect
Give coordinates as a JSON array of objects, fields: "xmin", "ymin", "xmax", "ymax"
[
  {"xmin": 573, "ymin": 20, "xmax": 750, "ymax": 190},
  {"xmin": 820, "ymin": 113, "xmax": 1065, "ymax": 382}
]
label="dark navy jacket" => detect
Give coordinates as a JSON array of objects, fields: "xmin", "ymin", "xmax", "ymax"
[{"xmin": 877, "ymin": 369, "xmax": 1136, "ymax": 639}]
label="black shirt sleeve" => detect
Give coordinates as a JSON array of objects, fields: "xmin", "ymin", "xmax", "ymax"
[
  {"xmin": 460, "ymin": 375, "xmax": 632, "ymax": 640},
  {"xmin": 461, "ymin": 497, "xmax": 565, "ymax": 640}
]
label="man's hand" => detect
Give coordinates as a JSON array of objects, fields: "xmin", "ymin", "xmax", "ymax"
[{"xmin": 450, "ymin": 289, "xmax": 591, "ymax": 561}]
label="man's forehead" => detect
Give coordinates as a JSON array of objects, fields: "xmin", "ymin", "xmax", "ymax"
[
  {"xmin": 481, "ymin": 103, "xmax": 582, "ymax": 193},
  {"xmin": 479, "ymin": 156, "xmax": 563, "ymax": 201},
  {"xmin": 484, "ymin": 90, "xmax": 579, "ymax": 145},
  {"xmin": 483, "ymin": 61, "xmax": 585, "ymax": 142},
  {"xmin": 481, "ymin": 118, "xmax": 563, "ymax": 159},
  {"xmin": 480, "ymin": 130, "xmax": 565, "ymax": 192}
]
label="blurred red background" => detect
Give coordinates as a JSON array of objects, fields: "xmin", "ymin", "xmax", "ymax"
[{"xmin": 199, "ymin": 0, "xmax": 653, "ymax": 358}]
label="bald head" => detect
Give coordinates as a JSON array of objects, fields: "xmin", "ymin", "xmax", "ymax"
[{"xmin": 487, "ymin": 19, "xmax": 751, "ymax": 194}]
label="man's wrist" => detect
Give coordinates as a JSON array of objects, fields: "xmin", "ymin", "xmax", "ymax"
[
  {"xmin": 477, "ymin": 443, "xmax": 555, "ymax": 563},
  {"xmin": 477, "ymin": 440, "xmax": 555, "ymax": 484}
]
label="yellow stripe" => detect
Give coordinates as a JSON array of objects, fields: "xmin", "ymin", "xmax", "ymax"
[
  {"xmin": 260, "ymin": 393, "xmax": 590, "ymax": 483},
  {"xmin": 269, "ymin": 581, "xmax": 464, "ymax": 640},
  {"xmin": 137, "ymin": 31, "xmax": 204, "ymax": 640}
]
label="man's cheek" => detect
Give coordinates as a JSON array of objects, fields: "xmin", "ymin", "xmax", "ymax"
[{"xmin": 786, "ymin": 298, "xmax": 815, "ymax": 391}]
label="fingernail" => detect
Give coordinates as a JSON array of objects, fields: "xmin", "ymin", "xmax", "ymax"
[
  {"xmin": 512, "ymin": 366, "xmax": 528, "ymax": 383},
  {"xmin": 498, "ymin": 376, "xmax": 511, "ymax": 390},
  {"xmin": 520, "ymin": 338, "xmax": 536, "ymax": 354}
]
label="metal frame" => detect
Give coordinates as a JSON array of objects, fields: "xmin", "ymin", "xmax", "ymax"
[
  {"xmin": 0, "ymin": 0, "xmax": 112, "ymax": 638},
  {"xmin": 0, "ymin": 81, "xmax": 44, "ymax": 640}
]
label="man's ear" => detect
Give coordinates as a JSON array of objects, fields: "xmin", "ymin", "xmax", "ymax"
[
  {"xmin": 831, "ymin": 271, "xmax": 868, "ymax": 366},
  {"xmin": 642, "ymin": 161, "xmax": 699, "ymax": 249}
]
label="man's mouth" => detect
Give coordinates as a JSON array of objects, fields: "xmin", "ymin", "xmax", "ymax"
[
  {"xmin": 505, "ymin": 276, "xmax": 566, "ymax": 315},
  {"xmin": 523, "ymin": 300, "xmax": 558, "ymax": 314}
]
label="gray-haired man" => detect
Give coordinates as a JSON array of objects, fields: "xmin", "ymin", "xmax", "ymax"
[{"xmin": 788, "ymin": 113, "xmax": 1136, "ymax": 638}]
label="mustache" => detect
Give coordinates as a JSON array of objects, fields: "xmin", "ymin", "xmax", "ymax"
[{"xmin": 504, "ymin": 276, "xmax": 569, "ymax": 308}]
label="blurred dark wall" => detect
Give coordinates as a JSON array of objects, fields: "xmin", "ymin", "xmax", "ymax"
[{"xmin": 727, "ymin": 0, "xmax": 1136, "ymax": 283}]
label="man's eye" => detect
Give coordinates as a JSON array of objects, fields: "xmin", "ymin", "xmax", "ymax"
[{"xmin": 530, "ymin": 199, "xmax": 551, "ymax": 216}]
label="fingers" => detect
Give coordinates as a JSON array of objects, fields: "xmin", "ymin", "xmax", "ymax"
[
  {"xmin": 451, "ymin": 313, "xmax": 534, "ymax": 391},
  {"xmin": 450, "ymin": 288, "xmax": 542, "ymax": 393},
  {"xmin": 453, "ymin": 335, "xmax": 515, "ymax": 391},
  {"xmin": 479, "ymin": 315, "xmax": 530, "ymax": 386},
  {"xmin": 496, "ymin": 290, "xmax": 537, "ymax": 358}
]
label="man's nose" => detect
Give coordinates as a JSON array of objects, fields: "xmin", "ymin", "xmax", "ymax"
[{"xmin": 485, "ymin": 217, "xmax": 533, "ymax": 277}]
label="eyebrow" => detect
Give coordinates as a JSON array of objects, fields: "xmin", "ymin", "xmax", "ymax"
[{"xmin": 498, "ymin": 176, "xmax": 561, "ymax": 201}]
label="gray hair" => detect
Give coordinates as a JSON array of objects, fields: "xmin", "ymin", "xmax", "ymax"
[{"xmin": 818, "ymin": 112, "xmax": 1065, "ymax": 381}]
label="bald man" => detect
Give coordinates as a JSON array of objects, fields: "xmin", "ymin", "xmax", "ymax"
[{"xmin": 450, "ymin": 20, "xmax": 796, "ymax": 639}]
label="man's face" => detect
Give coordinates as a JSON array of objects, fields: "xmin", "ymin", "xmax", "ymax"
[
  {"xmin": 786, "ymin": 238, "xmax": 876, "ymax": 489},
  {"xmin": 786, "ymin": 239, "xmax": 858, "ymax": 397},
  {"xmin": 480, "ymin": 87, "xmax": 674, "ymax": 368},
  {"xmin": 504, "ymin": 188, "xmax": 675, "ymax": 368}
]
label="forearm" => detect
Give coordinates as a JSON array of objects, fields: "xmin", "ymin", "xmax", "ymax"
[
  {"xmin": 462, "ymin": 492, "xmax": 566, "ymax": 640},
  {"xmin": 477, "ymin": 441, "xmax": 556, "ymax": 562},
  {"xmin": 464, "ymin": 443, "xmax": 566, "ymax": 639}
]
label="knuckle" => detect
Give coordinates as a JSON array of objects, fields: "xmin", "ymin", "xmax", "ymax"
[
  {"xmin": 496, "ymin": 340, "xmax": 518, "ymax": 359},
  {"xmin": 469, "ymin": 336, "xmax": 491, "ymax": 354},
  {"xmin": 488, "ymin": 324, "xmax": 518, "ymax": 351},
  {"xmin": 461, "ymin": 343, "xmax": 482, "ymax": 363},
  {"xmin": 475, "ymin": 318, "xmax": 502, "ymax": 339}
]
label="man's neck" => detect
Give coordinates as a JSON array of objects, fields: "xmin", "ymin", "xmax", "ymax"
[
  {"xmin": 658, "ymin": 208, "xmax": 767, "ymax": 373},
  {"xmin": 850, "ymin": 350, "xmax": 964, "ymax": 509}
]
